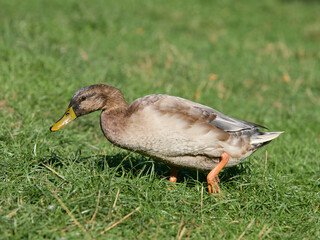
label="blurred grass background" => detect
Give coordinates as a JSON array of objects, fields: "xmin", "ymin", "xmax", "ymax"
[{"xmin": 0, "ymin": 0, "xmax": 319, "ymax": 239}]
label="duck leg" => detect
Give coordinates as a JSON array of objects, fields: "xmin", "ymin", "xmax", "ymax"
[
  {"xmin": 168, "ymin": 167, "xmax": 179, "ymax": 190},
  {"xmin": 207, "ymin": 152, "xmax": 229, "ymax": 194}
]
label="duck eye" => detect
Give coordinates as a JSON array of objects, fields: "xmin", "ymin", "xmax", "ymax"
[
  {"xmin": 81, "ymin": 96, "xmax": 87, "ymax": 101},
  {"xmin": 65, "ymin": 112, "xmax": 70, "ymax": 116}
]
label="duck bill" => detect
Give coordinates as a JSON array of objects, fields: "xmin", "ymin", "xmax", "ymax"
[{"xmin": 50, "ymin": 107, "xmax": 77, "ymax": 132}]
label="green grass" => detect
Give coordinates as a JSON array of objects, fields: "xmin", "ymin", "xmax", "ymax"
[{"xmin": 1, "ymin": 0, "xmax": 320, "ymax": 239}]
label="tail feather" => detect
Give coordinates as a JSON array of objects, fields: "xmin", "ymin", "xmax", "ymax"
[{"xmin": 250, "ymin": 131, "xmax": 284, "ymax": 145}]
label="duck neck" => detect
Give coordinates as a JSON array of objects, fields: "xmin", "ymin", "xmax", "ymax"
[
  {"xmin": 102, "ymin": 87, "xmax": 129, "ymax": 115},
  {"xmin": 100, "ymin": 87, "xmax": 129, "ymax": 144}
]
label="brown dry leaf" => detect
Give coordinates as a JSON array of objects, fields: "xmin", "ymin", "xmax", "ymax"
[
  {"xmin": 243, "ymin": 79, "xmax": 254, "ymax": 87},
  {"xmin": 10, "ymin": 121, "xmax": 22, "ymax": 128},
  {"xmin": 7, "ymin": 107, "xmax": 15, "ymax": 113},
  {"xmin": 263, "ymin": 42, "xmax": 292, "ymax": 58},
  {"xmin": 193, "ymin": 88, "xmax": 202, "ymax": 100},
  {"xmin": 306, "ymin": 88, "xmax": 320, "ymax": 103},
  {"xmin": 138, "ymin": 56, "xmax": 155, "ymax": 75},
  {"xmin": 0, "ymin": 100, "xmax": 7, "ymax": 109},
  {"xmin": 136, "ymin": 27, "xmax": 144, "ymax": 35},
  {"xmin": 217, "ymin": 93, "xmax": 224, "ymax": 99},
  {"xmin": 80, "ymin": 50, "xmax": 88, "ymax": 61},
  {"xmin": 256, "ymin": 93, "xmax": 264, "ymax": 103},
  {"xmin": 216, "ymin": 82, "xmax": 226, "ymax": 92},
  {"xmin": 209, "ymin": 74, "xmax": 218, "ymax": 81},
  {"xmin": 273, "ymin": 102, "xmax": 282, "ymax": 109},
  {"xmin": 209, "ymin": 29, "xmax": 226, "ymax": 43},
  {"xmin": 7, "ymin": 209, "xmax": 18, "ymax": 218},
  {"xmin": 193, "ymin": 81, "xmax": 207, "ymax": 100},
  {"xmin": 282, "ymin": 74, "xmax": 291, "ymax": 83},
  {"xmin": 11, "ymin": 92, "xmax": 17, "ymax": 100},
  {"xmin": 165, "ymin": 54, "xmax": 173, "ymax": 69}
]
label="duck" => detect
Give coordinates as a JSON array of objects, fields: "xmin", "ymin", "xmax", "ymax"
[{"xmin": 50, "ymin": 84, "xmax": 283, "ymax": 194}]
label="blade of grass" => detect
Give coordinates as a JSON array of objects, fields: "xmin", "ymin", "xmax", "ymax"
[
  {"xmin": 100, "ymin": 206, "xmax": 141, "ymax": 235},
  {"xmin": 89, "ymin": 190, "xmax": 101, "ymax": 224},
  {"xmin": 41, "ymin": 162, "xmax": 66, "ymax": 181},
  {"xmin": 49, "ymin": 188, "xmax": 91, "ymax": 239}
]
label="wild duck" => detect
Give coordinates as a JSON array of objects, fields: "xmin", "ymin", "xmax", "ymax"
[{"xmin": 50, "ymin": 84, "xmax": 282, "ymax": 193}]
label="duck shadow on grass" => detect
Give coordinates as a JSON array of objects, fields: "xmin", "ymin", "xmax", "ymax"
[{"xmin": 44, "ymin": 151, "xmax": 250, "ymax": 188}]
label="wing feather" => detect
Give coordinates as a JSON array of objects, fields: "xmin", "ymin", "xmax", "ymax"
[
  {"xmin": 175, "ymin": 97, "xmax": 267, "ymax": 132},
  {"xmin": 130, "ymin": 95, "xmax": 267, "ymax": 132}
]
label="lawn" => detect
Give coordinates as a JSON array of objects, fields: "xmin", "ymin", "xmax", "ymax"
[{"xmin": 1, "ymin": 0, "xmax": 320, "ymax": 239}]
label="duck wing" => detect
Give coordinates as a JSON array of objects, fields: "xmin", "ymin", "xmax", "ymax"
[
  {"xmin": 130, "ymin": 94, "xmax": 267, "ymax": 132},
  {"xmin": 173, "ymin": 96, "xmax": 268, "ymax": 132}
]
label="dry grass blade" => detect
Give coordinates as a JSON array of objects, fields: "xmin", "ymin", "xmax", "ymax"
[
  {"xmin": 89, "ymin": 190, "xmax": 101, "ymax": 224},
  {"xmin": 258, "ymin": 224, "xmax": 268, "ymax": 238},
  {"xmin": 178, "ymin": 226, "xmax": 187, "ymax": 240},
  {"xmin": 263, "ymin": 150, "xmax": 268, "ymax": 178},
  {"xmin": 258, "ymin": 224, "xmax": 273, "ymax": 240},
  {"xmin": 113, "ymin": 189, "xmax": 120, "ymax": 208},
  {"xmin": 201, "ymin": 186, "xmax": 204, "ymax": 223},
  {"xmin": 50, "ymin": 189, "xmax": 91, "ymax": 239},
  {"xmin": 6, "ymin": 209, "xmax": 18, "ymax": 218},
  {"xmin": 201, "ymin": 186, "xmax": 204, "ymax": 211},
  {"xmin": 314, "ymin": 202, "xmax": 320, "ymax": 213},
  {"xmin": 41, "ymin": 163, "xmax": 66, "ymax": 181},
  {"xmin": 176, "ymin": 216, "xmax": 184, "ymax": 239},
  {"xmin": 100, "ymin": 206, "xmax": 141, "ymax": 234},
  {"xmin": 263, "ymin": 225, "xmax": 273, "ymax": 238},
  {"xmin": 237, "ymin": 218, "xmax": 255, "ymax": 240}
]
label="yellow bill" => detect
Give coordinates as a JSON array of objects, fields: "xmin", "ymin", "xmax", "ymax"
[{"xmin": 50, "ymin": 107, "xmax": 77, "ymax": 132}]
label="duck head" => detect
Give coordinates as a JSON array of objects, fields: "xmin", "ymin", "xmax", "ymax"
[{"xmin": 50, "ymin": 84, "xmax": 123, "ymax": 132}]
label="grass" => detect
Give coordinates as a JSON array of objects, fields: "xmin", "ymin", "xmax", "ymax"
[{"xmin": 1, "ymin": 0, "xmax": 320, "ymax": 239}]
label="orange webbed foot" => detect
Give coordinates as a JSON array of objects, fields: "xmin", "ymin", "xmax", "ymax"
[
  {"xmin": 207, "ymin": 152, "xmax": 229, "ymax": 194},
  {"xmin": 168, "ymin": 167, "xmax": 179, "ymax": 191}
]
